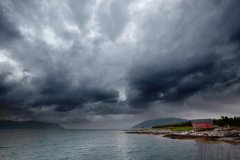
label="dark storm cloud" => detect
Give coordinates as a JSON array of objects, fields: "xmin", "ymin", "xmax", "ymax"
[
  {"xmin": 127, "ymin": 0, "xmax": 240, "ymax": 108},
  {"xmin": 128, "ymin": 52, "xmax": 240, "ymax": 106},
  {"xmin": 0, "ymin": 68, "xmax": 118, "ymax": 113},
  {"xmin": 0, "ymin": 0, "xmax": 240, "ymax": 127},
  {"xmin": 33, "ymin": 73, "xmax": 119, "ymax": 112},
  {"xmin": 0, "ymin": 4, "xmax": 20, "ymax": 44},
  {"xmin": 0, "ymin": 72, "xmax": 13, "ymax": 95}
]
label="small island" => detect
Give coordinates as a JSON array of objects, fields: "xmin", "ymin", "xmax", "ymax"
[{"xmin": 126, "ymin": 116, "xmax": 240, "ymax": 144}]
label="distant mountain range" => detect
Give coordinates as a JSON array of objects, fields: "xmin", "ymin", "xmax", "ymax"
[
  {"xmin": 132, "ymin": 118, "xmax": 189, "ymax": 129},
  {"xmin": 0, "ymin": 120, "xmax": 64, "ymax": 129}
]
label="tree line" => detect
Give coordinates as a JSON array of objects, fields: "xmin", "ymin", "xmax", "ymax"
[
  {"xmin": 152, "ymin": 116, "xmax": 240, "ymax": 128},
  {"xmin": 213, "ymin": 116, "xmax": 240, "ymax": 127}
]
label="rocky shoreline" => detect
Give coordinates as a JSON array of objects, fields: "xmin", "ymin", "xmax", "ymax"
[{"xmin": 126, "ymin": 127, "xmax": 240, "ymax": 144}]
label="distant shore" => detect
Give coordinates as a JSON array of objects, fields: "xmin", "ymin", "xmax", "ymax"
[{"xmin": 126, "ymin": 127, "xmax": 240, "ymax": 145}]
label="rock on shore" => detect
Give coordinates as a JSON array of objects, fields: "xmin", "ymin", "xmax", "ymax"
[{"xmin": 126, "ymin": 127, "xmax": 240, "ymax": 144}]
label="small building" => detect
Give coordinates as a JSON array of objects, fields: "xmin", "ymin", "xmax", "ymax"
[{"xmin": 191, "ymin": 119, "xmax": 214, "ymax": 131}]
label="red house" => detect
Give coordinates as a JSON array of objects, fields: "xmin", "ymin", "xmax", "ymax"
[{"xmin": 191, "ymin": 119, "xmax": 214, "ymax": 131}]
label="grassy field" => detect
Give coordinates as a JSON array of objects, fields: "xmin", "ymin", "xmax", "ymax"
[
  {"xmin": 151, "ymin": 126, "xmax": 193, "ymax": 132},
  {"xmin": 167, "ymin": 126, "xmax": 192, "ymax": 132}
]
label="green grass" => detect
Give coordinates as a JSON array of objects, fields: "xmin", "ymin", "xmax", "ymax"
[
  {"xmin": 167, "ymin": 126, "xmax": 192, "ymax": 132},
  {"xmin": 152, "ymin": 126, "xmax": 192, "ymax": 132}
]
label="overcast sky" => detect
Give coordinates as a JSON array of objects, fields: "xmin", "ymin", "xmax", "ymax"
[{"xmin": 0, "ymin": 0, "xmax": 240, "ymax": 129}]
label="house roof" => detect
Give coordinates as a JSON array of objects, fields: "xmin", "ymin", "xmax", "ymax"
[{"xmin": 191, "ymin": 119, "xmax": 213, "ymax": 123}]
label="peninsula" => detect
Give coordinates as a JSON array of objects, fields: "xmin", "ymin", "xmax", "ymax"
[{"xmin": 126, "ymin": 116, "xmax": 240, "ymax": 144}]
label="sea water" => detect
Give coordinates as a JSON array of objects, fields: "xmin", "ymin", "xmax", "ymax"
[{"xmin": 0, "ymin": 129, "xmax": 239, "ymax": 160}]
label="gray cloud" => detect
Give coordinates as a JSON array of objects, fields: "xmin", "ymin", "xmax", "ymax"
[
  {"xmin": 127, "ymin": 0, "xmax": 240, "ymax": 107},
  {"xmin": 0, "ymin": 4, "xmax": 21, "ymax": 44},
  {"xmin": 96, "ymin": 0, "xmax": 130, "ymax": 40},
  {"xmin": 0, "ymin": 0, "xmax": 240, "ymax": 128}
]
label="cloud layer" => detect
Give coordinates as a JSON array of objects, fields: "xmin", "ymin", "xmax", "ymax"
[{"xmin": 0, "ymin": 0, "xmax": 240, "ymax": 128}]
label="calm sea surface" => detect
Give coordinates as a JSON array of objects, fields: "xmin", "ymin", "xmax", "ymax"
[{"xmin": 0, "ymin": 129, "xmax": 239, "ymax": 160}]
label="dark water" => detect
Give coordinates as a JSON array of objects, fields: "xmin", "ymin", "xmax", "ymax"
[{"xmin": 0, "ymin": 130, "xmax": 239, "ymax": 160}]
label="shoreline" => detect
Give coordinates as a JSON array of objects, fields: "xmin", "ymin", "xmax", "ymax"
[{"xmin": 126, "ymin": 128, "xmax": 240, "ymax": 145}]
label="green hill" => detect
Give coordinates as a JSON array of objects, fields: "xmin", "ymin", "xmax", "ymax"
[{"xmin": 132, "ymin": 118, "xmax": 188, "ymax": 129}]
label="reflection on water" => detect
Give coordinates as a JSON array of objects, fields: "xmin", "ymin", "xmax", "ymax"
[
  {"xmin": 197, "ymin": 142, "xmax": 240, "ymax": 160},
  {"xmin": 0, "ymin": 130, "xmax": 239, "ymax": 160}
]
